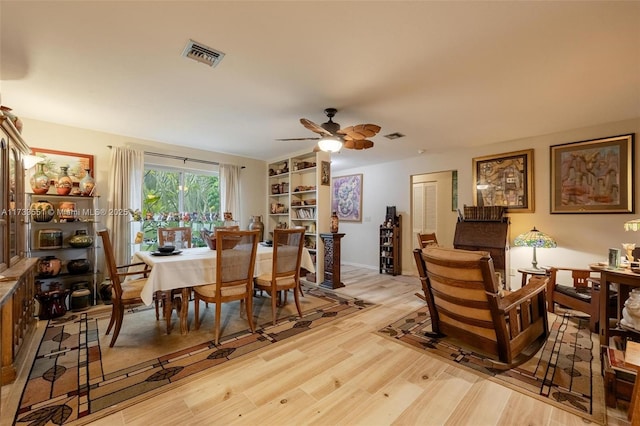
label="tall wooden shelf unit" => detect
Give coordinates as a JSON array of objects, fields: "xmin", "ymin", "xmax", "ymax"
[
  {"xmin": 380, "ymin": 215, "xmax": 401, "ymax": 275},
  {"xmin": 267, "ymin": 151, "xmax": 330, "ymax": 283}
]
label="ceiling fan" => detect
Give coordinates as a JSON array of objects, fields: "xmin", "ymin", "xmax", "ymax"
[{"xmin": 276, "ymin": 108, "xmax": 381, "ymax": 152}]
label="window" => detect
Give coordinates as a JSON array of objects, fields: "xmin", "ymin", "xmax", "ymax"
[{"xmin": 140, "ymin": 166, "xmax": 221, "ymax": 249}]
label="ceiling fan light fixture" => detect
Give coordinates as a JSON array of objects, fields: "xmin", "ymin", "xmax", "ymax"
[{"xmin": 318, "ymin": 137, "xmax": 343, "ymax": 153}]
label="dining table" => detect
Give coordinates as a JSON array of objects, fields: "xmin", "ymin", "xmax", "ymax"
[{"xmin": 130, "ymin": 245, "xmax": 316, "ymax": 334}]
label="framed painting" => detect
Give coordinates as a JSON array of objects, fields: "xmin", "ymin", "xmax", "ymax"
[
  {"xmin": 550, "ymin": 134, "xmax": 634, "ymax": 214},
  {"xmin": 472, "ymin": 149, "xmax": 534, "ymax": 213},
  {"xmin": 31, "ymin": 148, "xmax": 94, "ymax": 185},
  {"xmin": 332, "ymin": 174, "xmax": 363, "ymax": 222},
  {"xmin": 321, "ymin": 160, "xmax": 331, "ymax": 186}
]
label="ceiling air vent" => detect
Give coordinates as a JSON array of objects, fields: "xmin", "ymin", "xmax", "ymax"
[
  {"xmin": 384, "ymin": 132, "xmax": 405, "ymax": 140},
  {"xmin": 182, "ymin": 39, "xmax": 225, "ymax": 68}
]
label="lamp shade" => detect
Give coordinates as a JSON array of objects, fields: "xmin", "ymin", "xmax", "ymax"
[
  {"xmin": 317, "ymin": 137, "xmax": 343, "ymax": 153},
  {"xmin": 514, "ymin": 227, "xmax": 557, "ymax": 269},
  {"xmin": 624, "ymin": 219, "xmax": 640, "ymax": 232},
  {"xmin": 514, "ymin": 227, "xmax": 557, "ymax": 249}
]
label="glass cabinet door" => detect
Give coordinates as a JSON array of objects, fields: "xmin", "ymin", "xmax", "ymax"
[
  {"xmin": 0, "ymin": 138, "xmax": 5, "ymax": 270},
  {"xmin": 8, "ymin": 146, "xmax": 18, "ymax": 262}
]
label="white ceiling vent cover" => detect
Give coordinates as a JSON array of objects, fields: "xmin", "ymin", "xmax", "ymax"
[{"xmin": 182, "ymin": 39, "xmax": 225, "ymax": 68}]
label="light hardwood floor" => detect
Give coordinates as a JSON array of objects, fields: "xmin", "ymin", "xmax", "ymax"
[{"xmin": 1, "ymin": 265, "xmax": 630, "ymax": 425}]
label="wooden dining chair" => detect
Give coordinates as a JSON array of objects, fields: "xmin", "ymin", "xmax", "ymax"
[
  {"xmin": 417, "ymin": 232, "xmax": 438, "ymax": 249},
  {"xmin": 193, "ymin": 229, "xmax": 260, "ymax": 344},
  {"xmin": 155, "ymin": 226, "xmax": 193, "ymax": 321},
  {"xmin": 255, "ymin": 228, "xmax": 306, "ymax": 326},
  {"xmin": 98, "ymin": 229, "xmax": 149, "ymax": 347},
  {"xmin": 157, "ymin": 226, "xmax": 192, "ymax": 249}
]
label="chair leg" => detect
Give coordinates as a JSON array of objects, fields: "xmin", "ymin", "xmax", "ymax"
[
  {"xmin": 246, "ymin": 295, "xmax": 255, "ymax": 333},
  {"xmin": 271, "ymin": 287, "xmax": 278, "ymax": 326},
  {"xmin": 194, "ymin": 295, "xmax": 201, "ymax": 330},
  {"xmin": 105, "ymin": 304, "xmax": 117, "ymax": 335},
  {"xmin": 293, "ymin": 284, "xmax": 303, "ymax": 318},
  {"xmin": 214, "ymin": 302, "xmax": 222, "ymax": 345},
  {"xmin": 109, "ymin": 304, "xmax": 125, "ymax": 347},
  {"xmin": 165, "ymin": 294, "xmax": 173, "ymax": 334}
]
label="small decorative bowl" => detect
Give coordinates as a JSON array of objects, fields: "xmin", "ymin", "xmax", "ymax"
[{"xmin": 158, "ymin": 245, "xmax": 175, "ymax": 253}]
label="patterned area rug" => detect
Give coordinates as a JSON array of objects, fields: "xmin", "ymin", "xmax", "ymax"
[
  {"xmin": 378, "ymin": 306, "xmax": 606, "ymax": 424},
  {"xmin": 13, "ymin": 287, "xmax": 373, "ymax": 425}
]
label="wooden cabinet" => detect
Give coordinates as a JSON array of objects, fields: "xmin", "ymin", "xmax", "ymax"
[
  {"xmin": 0, "ymin": 111, "xmax": 36, "ymax": 385},
  {"xmin": 380, "ymin": 215, "xmax": 401, "ymax": 275},
  {"xmin": 1, "ymin": 258, "xmax": 38, "ymax": 385},
  {"xmin": 266, "ymin": 151, "xmax": 330, "ymax": 282}
]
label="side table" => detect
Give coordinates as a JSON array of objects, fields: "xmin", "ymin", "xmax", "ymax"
[{"xmin": 518, "ymin": 267, "xmax": 548, "ymax": 288}]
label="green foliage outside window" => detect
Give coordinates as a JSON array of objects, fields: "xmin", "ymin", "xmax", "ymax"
[{"xmin": 140, "ymin": 168, "xmax": 222, "ymax": 249}]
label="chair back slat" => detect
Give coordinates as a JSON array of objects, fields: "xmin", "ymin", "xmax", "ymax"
[
  {"xmin": 216, "ymin": 229, "xmax": 259, "ymax": 292},
  {"xmin": 274, "ymin": 228, "xmax": 306, "ymax": 277},
  {"xmin": 417, "ymin": 232, "xmax": 438, "ymax": 248},
  {"xmin": 158, "ymin": 226, "xmax": 192, "ymax": 248}
]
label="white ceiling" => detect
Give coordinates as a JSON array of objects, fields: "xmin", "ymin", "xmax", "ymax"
[{"xmin": 1, "ymin": 1, "xmax": 639, "ymax": 171}]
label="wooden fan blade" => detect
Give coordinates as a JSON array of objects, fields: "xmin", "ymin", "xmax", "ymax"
[
  {"xmin": 300, "ymin": 118, "xmax": 333, "ymax": 136},
  {"xmin": 338, "ymin": 124, "xmax": 381, "ymax": 140},
  {"xmin": 343, "ymin": 139, "xmax": 374, "ymax": 150},
  {"xmin": 275, "ymin": 137, "xmax": 321, "ymax": 141}
]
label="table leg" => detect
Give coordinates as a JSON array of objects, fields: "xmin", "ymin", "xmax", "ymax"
[
  {"xmin": 180, "ymin": 288, "xmax": 190, "ymax": 335},
  {"xmin": 162, "ymin": 291, "xmax": 172, "ymax": 335},
  {"xmin": 600, "ymin": 272, "xmax": 609, "ymax": 346}
]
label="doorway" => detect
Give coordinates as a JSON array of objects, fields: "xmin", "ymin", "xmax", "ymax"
[{"xmin": 411, "ymin": 171, "xmax": 458, "ymax": 249}]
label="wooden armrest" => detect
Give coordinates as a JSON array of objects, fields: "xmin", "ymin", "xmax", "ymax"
[{"xmin": 498, "ymin": 276, "xmax": 548, "ymax": 312}]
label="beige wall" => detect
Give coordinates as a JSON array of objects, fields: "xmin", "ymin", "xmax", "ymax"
[
  {"xmin": 19, "ymin": 118, "xmax": 266, "ymax": 229},
  {"xmin": 336, "ymin": 117, "xmax": 640, "ymax": 282},
  {"xmin": 19, "ymin": 116, "xmax": 640, "ymax": 283}
]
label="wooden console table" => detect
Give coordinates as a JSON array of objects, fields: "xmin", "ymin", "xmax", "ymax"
[
  {"xmin": 320, "ymin": 233, "xmax": 345, "ymax": 289},
  {"xmin": 595, "ymin": 265, "xmax": 640, "ymax": 346}
]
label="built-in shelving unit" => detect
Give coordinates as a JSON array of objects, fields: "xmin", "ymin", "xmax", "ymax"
[{"xmin": 267, "ymin": 150, "xmax": 330, "ymax": 283}]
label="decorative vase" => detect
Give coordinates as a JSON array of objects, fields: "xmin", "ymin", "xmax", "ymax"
[
  {"xmin": 58, "ymin": 201, "xmax": 77, "ymax": 221},
  {"xmin": 30, "ymin": 199, "xmax": 54, "ymax": 222},
  {"xmin": 30, "ymin": 163, "xmax": 50, "ymax": 195},
  {"xmin": 56, "ymin": 166, "xmax": 73, "ymax": 195},
  {"xmin": 330, "ymin": 211, "xmax": 339, "ymax": 233},
  {"xmin": 99, "ymin": 279, "xmax": 113, "ymax": 305},
  {"xmin": 35, "ymin": 289, "xmax": 70, "ymax": 320},
  {"xmin": 248, "ymin": 215, "xmax": 265, "ymax": 241},
  {"xmin": 38, "ymin": 229, "xmax": 63, "ymax": 249},
  {"xmin": 623, "ymin": 243, "xmax": 636, "ymax": 262},
  {"xmin": 38, "ymin": 255, "xmax": 61, "ymax": 277},
  {"xmin": 67, "ymin": 258, "xmax": 91, "ymax": 274},
  {"xmin": 79, "ymin": 168, "xmax": 95, "ymax": 196},
  {"xmin": 70, "ymin": 282, "xmax": 91, "ymax": 311},
  {"xmin": 68, "ymin": 229, "xmax": 93, "ymax": 248}
]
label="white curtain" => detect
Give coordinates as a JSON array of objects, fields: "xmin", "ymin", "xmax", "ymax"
[
  {"xmin": 107, "ymin": 147, "xmax": 144, "ymax": 265},
  {"xmin": 219, "ymin": 163, "xmax": 242, "ymax": 222}
]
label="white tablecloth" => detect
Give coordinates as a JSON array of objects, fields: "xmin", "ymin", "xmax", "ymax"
[{"xmin": 132, "ymin": 246, "xmax": 315, "ymax": 305}]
